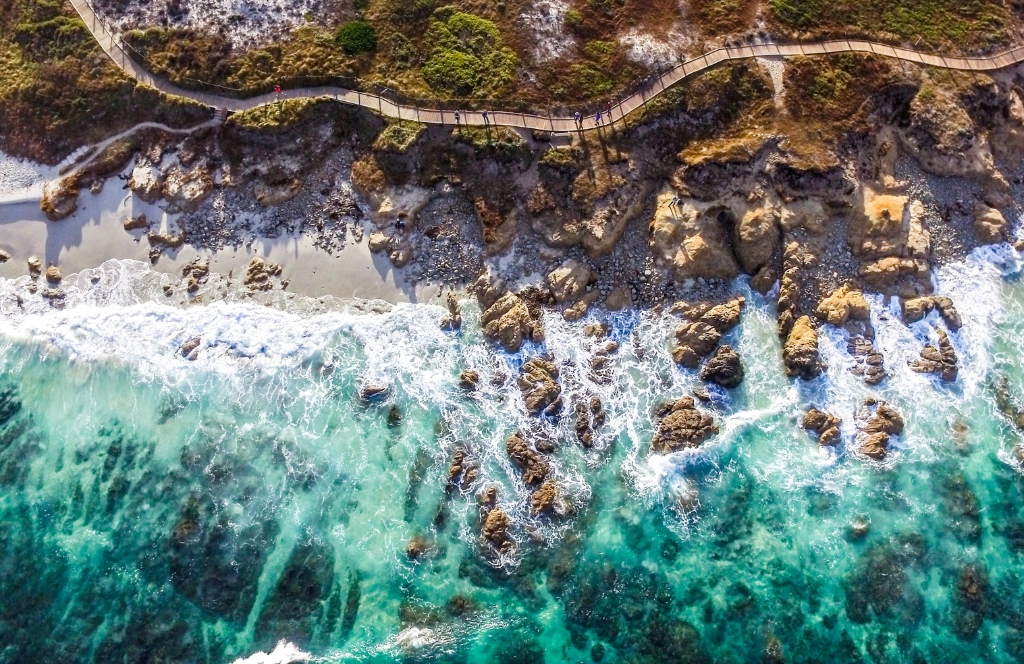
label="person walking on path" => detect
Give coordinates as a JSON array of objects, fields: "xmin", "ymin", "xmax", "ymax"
[
  {"xmin": 454, "ymin": 110, "xmax": 460, "ymax": 125},
  {"xmin": 275, "ymin": 84, "xmax": 281, "ymax": 98},
  {"xmin": 595, "ymin": 111, "xmax": 602, "ymax": 126},
  {"xmin": 574, "ymin": 111, "xmax": 581, "ymax": 129},
  {"xmin": 482, "ymin": 110, "xmax": 489, "ymax": 125}
]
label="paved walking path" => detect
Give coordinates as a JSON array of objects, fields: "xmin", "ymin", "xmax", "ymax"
[{"xmin": 70, "ymin": 0, "xmax": 1024, "ymax": 132}]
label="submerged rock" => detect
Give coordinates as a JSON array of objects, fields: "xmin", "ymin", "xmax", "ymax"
[
  {"xmin": 481, "ymin": 508, "xmax": 513, "ymax": 554},
  {"xmin": 518, "ymin": 357, "xmax": 561, "ymax": 416},
  {"xmin": 782, "ymin": 316, "xmax": 823, "ymax": 380},
  {"xmin": 802, "ymin": 408, "xmax": 841, "ymax": 446},
  {"xmin": 358, "ymin": 384, "xmax": 390, "ymax": 402},
  {"xmin": 458, "ymin": 369, "xmax": 480, "ymax": 391},
  {"xmin": 254, "ymin": 540, "xmax": 339, "ymax": 648},
  {"xmin": 700, "ymin": 344, "xmax": 744, "ymax": 388},
  {"xmin": 651, "ymin": 397, "xmax": 718, "ymax": 453},
  {"xmin": 909, "ymin": 328, "xmax": 958, "ymax": 381}
]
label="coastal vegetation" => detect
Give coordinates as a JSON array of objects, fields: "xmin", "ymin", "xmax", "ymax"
[{"xmin": 0, "ymin": 0, "xmax": 208, "ymax": 163}]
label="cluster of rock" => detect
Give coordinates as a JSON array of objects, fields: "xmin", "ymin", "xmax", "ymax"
[
  {"xmin": 650, "ymin": 397, "xmax": 719, "ymax": 454},
  {"xmin": 802, "ymin": 408, "xmax": 841, "ymax": 446},
  {"xmin": 446, "ymin": 449, "xmax": 479, "ymax": 492},
  {"xmin": 505, "ymin": 431, "xmax": 571, "ymax": 515},
  {"xmin": 670, "ymin": 297, "xmax": 746, "ymax": 388},
  {"xmin": 815, "ymin": 284, "xmax": 884, "ymax": 384},
  {"xmin": 242, "ymin": 257, "xmax": 283, "ymax": 291},
  {"xmin": 574, "ymin": 395, "xmax": 607, "ymax": 448},
  {"xmin": 855, "ymin": 399, "xmax": 905, "ymax": 460},
  {"xmin": 909, "ymin": 328, "xmax": 958, "ymax": 381},
  {"xmin": 476, "ymin": 277, "xmax": 545, "ymax": 353}
]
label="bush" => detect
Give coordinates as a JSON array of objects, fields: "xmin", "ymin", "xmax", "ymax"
[
  {"xmin": 335, "ymin": 20, "xmax": 377, "ymax": 54},
  {"xmin": 373, "ymin": 121, "xmax": 425, "ymax": 152},
  {"xmin": 421, "ymin": 11, "xmax": 516, "ymax": 98},
  {"xmin": 564, "ymin": 8, "xmax": 582, "ymax": 26}
]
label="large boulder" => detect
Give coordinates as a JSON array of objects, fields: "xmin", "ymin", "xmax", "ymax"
[
  {"xmin": 909, "ymin": 328, "xmax": 958, "ymax": 381},
  {"xmin": 650, "ymin": 397, "xmax": 718, "ymax": 453},
  {"xmin": 672, "ymin": 297, "xmax": 744, "ymax": 368},
  {"xmin": 857, "ymin": 399, "xmax": 904, "ymax": 460},
  {"xmin": 974, "ymin": 203, "xmax": 1008, "ymax": 244},
  {"xmin": 518, "ymin": 357, "xmax": 561, "ymax": 416},
  {"xmin": 546, "ymin": 260, "xmax": 593, "ymax": 304},
  {"xmin": 782, "ymin": 316, "xmax": 823, "ymax": 380},
  {"xmin": 803, "ymin": 408, "xmax": 841, "ymax": 446},
  {"xmin": 815, "ymin": 284, "xmax": 870, "ymax": 327},
  {"xmin": 481, "ymin": 292, "xmax": 543, "ymax": 353},
  {"xmin": 650, "ymin": 195, "xmax": 740, "ymax": 281},
  {"xmin": 733, "ymin": 205, "xmax": 781, "ymax": 275},
  {"xmin": 700, "ymin": 345, "xmax": 744, "ymax": 388}
]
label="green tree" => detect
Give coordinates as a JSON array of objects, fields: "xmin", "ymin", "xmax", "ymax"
[{"xmin": 335, "ymin": 20, "xmax": 377, "ymax": 54}]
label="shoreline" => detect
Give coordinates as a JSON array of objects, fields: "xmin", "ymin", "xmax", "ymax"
[{"xmin": 0, "ymin": 182, "xmax": 442, "ymax": 306}]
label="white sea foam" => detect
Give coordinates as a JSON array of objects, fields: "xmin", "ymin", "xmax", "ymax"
[{"xmin": 231, "ymin": 641, "xmax": 313, "ymax": 664}]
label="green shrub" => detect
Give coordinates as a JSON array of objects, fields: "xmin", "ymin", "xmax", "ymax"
[
  {"xmin": 421, "ymin": 11, "xmax": 516, "ymax": 97},
  {"xmin": 565, "ymin": 8, "xmax": 582, "ymax": 26},
  {"xmin": 335, "ymin": 20, "xmax": 377, "ymax": 54},
  {"xmin": 373, "ymin": 121, "xmax": 425, "ymax": 152}
]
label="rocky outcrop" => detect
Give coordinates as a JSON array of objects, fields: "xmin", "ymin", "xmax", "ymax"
[
  {"xmin": 480, "ymin": 292, "xmax": 543, "ymax": 353},
  {"xmin": 732, "ymin": 204, "xmax": 781, "ymax": 275},
  {"xmin": 815, "ymin": 284, "xmax": 870, "ymax": 327},
  {"xmin": 902, "ymin": 296, "xmax": 962, "ymax": 331},
  {"xmin": 650, "ymin": 397, "xmax": 718, "ymax": 453},
  {"xmin": 974, "ymin": 202, "xmax": 1009, "ymax": 244},
  {"xmin": 671, "ymin": 297, "xmax": 744, "ymax": 368},
  {"xmin": 45, "ymin": 266, "xmax": 62, "ymax": 283},
  {"xmin": 518, "ymin": 357, "xmax": 561, "ymax": 416},
  {"xmin": 481, "ymin": 507, "xmax": 513, "ymax": 554},
  {"xmin": 782, "ymin": 316, "xmax": 823, "ymax": 380},
  {"xmin": 27, "ymin": 257, "xmax": 41, "ymax": 278},
  {"xmin": 802, "ymin": 408, "xmax": 841, "ymax": 446},
  {"xmin": 530, "ymin": 480, "xmax": 572, "ymax": 516},
  {"xmin": 243, "ymin": 257, "xmax": 282, "ymax": 291},
  {"xmin": 446, "ymin": 449, "xmax": 478, "ymax": 491},
  {"xmin": 255, "ymin": 178, "xmax": 302, "ymax": 207},
  {"xmin": 856, "ymin": 399, "xmax": 905, "ymax": 460},
  {"xmin": 700, "ymin": 345, "xmax": 744, "ymax": 388},
  {"xmin": 440, "ymin": 294, "xmax": 462, "ymax": 331},
  {"xmin": 123, "ymin": 214, "xmax": 149, "ymax": 232},
  {"xmin": 547, "ymin": 260, "xmax": 592, "ymax": 305},
  {"xmin": 0, "ymin": 249, "xmax": 9, "ymax": 263},
  {"xmin": 506, "ymin": 431, "xmax": 550, "ymax": 485},
  {"xmin": 358, "ymin": 384, "xmax": 390, "ymax": 402},
  {"xmin": 909, "ymin": 328, "xmax": 958, "ymax": 381},
  {"xmin": 604, "ymin": 285, "xmax": 633, "ymax": 310},
  {"xmin": 474, "ymin": 196, "xmax": 516, "ymax": 255},
  {"xmin": 650, "ymin": 195, "xmax": 740, "ymax": 281},
  {"xmin": 40, "ymin": 177, "xmax": 78, "ymax": 221},
  {"xmin": 574, "ymin": 395, "xmax": 606, "ymax": 448},
  {"xmin": 161, "ymin": 166, "xmax": 213, "ymax": 212},
  {"xmin": 458, "ymin": 369, "xmax": 479, "ymax": 391},
  {"xmin": 179, "ymin": 336, "xmax": 201, "ymax": 360}
]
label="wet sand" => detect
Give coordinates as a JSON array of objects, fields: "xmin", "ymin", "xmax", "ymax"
[{"xmin": 0, "ymin": 181, "xmax": 441, "ymax": 305}]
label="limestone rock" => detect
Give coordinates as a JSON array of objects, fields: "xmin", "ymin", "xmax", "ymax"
[
  {"xmin": 530, "ymin": 480, "xmax": 571, "ymax": 516},
  {"xmin": 440, "ymin": 294, "xmax": 462, "ymax": 331},
  {"xmin": 856, "ymin": 400, "xmax": 904, "ymax": 460},
  {"xmin": 367, "ymin": 231, "xmax": 394, "ymax": 254},
  {"xmin": 909, "ymin": 328, "xmax": 958, "ymax": 381},
  {"xmin": 147, "ymin": 231, "xmax": 186, "ymax": 249},
  {"xmin": 446, "ymin": 449, "xmax": 478, "ymax": 491},
  {"xmin": 700, "ymin": 345, "xmax": 744, "ymax": 388},
  {"xmin": 0, "ymin": 249, "xmax": 10, "ymax": 263},
  {"xmin": 546, "ymin": 260, "xmax": 593, "ymax": 305},
  {"xmin": 859, "ymin": 257, "xmax": 928, "ymax": 291},
  {"xmin": 358, "ymin": 384, "xmax": 390, "ymax": 402},
  {"xmin": 848, "ymin": 337, "xmax": 886, "ymax": 385},
  {"xmin": 782, "ymin": 316, "xmax": 823, "ymax": 380},
  {"xmin": 574, "ymin": 395, "xmax": 606, "ymax": 448},
  {"xmin": 518, "ymin": 358, "xmax": 561, "ymax": 416},
  {"xmin": 815, "ymin": 284, "xmax": 870, "ymax": 327},
  {"xmin": 180, "ymin": 336, "xmax": 201, "ymax": 360},
  {"xmin": 974, "ymin": 203, "xmax": 1008, "ymax": 244},
  {"xmin": 40, "ymin": 177, "xmax": 78, "ymax": 221},
  {"xmin": 650, "ymin": 397, "xmax": 718, "ymax": 453},
  {"xmin": 860, "ymin": 432, "xmax": 891, "ymax": 460},
  {"xmin": 45, "ymin": 266, "xmax": 62, "ymax": 283},
  {"xmin": 505, "ymin": 431, "xmax": 550, "ymax": 485},
  {"xmin": 27, "ymin": 257, "xmax": 41, "ymax": 278},
  {"xmin": 672, "ymin": 297, "xmax": 744, "ymax": 368},
  {"xmin": 128, "ymin": 163, "xmax": 164, "ymax": 203},
  {"xmin": 481, "ymin": 292, "xmax": 543, "ymax": 353},
  {"xmin": 562, "ymin": 290, "xmax": 599, "ymax": 321},
  {"xmin": 161, "ymin": 166, "xmax": 213, "ymax": 212},
  {"xmin": 802, "ymin": 408, "xmax": 841, "ymax": 446}
]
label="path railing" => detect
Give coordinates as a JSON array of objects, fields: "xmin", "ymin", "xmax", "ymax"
[{"xmin": 69, "ymin": 0, "xmax": 1024, "ymax": 133}]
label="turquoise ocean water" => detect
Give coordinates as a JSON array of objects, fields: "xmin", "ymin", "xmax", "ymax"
[{"xmin": 3, "ymin": 247, "xmax": 1024, "ymax": 663}]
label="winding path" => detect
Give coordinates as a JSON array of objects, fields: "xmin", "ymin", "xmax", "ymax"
[{"xmin": 70, "ymin": 0, "xmax": 1024, "ymax": 132}]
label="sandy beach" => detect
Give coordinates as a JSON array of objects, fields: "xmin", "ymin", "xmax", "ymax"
[{"xmin": 0, "ymin": 170, "xmax": 441, "ymax": 305}]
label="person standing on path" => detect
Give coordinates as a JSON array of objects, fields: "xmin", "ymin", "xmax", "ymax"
[
  {"xmin": 482, "ymin": 110, "xmax": 489, "ymax": 125},
  {"xmin": 274, "ymin": 84, "xmax": 282, "ymax": 102},
  {"xmin": 574, "ymin": 111, "xmax": 581, "ymax": 129},
  {"xmin": 454, "ymin": 110, "xmax": 460, "ymax": 126}
]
